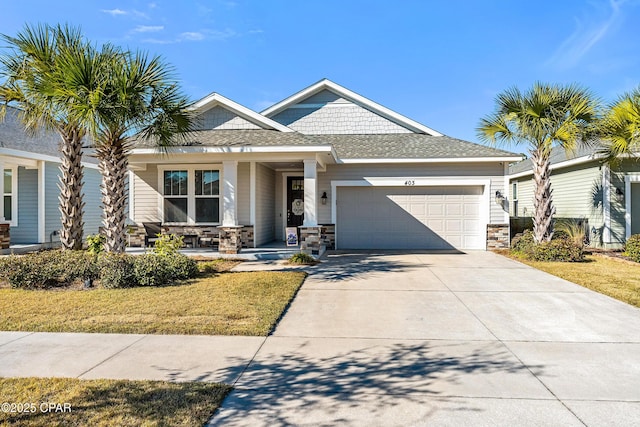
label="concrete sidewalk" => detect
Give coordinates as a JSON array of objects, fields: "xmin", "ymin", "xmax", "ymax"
[
  {"xmin": 2, "ymin": 251, "xmax": 640, "ymax": 426},
  {"xmin": 0, "ymin": 332, "xmax": 264, "ymax": 383}
]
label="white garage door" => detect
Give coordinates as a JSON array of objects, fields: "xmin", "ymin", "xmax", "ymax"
[{"xmin": 336, "ymin": 186, "xmax": 484, "ymax": 250}]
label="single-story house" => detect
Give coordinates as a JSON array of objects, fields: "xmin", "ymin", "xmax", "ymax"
[
  {"xmin": 508, "ymin": 145, "xmax": 640, "ymax": 249},
  {"xmin": 129, "ymin": 79, "xmax": 521, "ymax": 254},
  {"xmin": 0, "ymin": 106, "xmax": 102, "ymax": 251}
]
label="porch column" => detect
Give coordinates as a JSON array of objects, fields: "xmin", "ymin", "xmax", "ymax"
[
  {"xmin": 220, "ymin": 160, "xmax": 242, "ymax": 254},
  {"xmin": 222, "ymin": 160, "xmax": 238, "ymax": 226},
  {"xmin": 303, "ymin": 159, "xmax": 318, "ymax": 227}
]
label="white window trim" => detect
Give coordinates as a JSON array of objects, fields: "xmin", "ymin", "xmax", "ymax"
[
  {"xmin": 512, "ymin": 181, "xmax": 518, "ymax": 218},
  {"xmin": 4, "ymin": 166, "xmax": 18, "ymax": 227},
  {"xmin": 330, "ymin": 178, "xmax": 491, "ymax": 250},
  {"xmin": 157, "ymin": 164, "xmax": 222, "ymax": 225},
  {"xmin": 624, "ymin": 173, "xmax": 640, "ymax": 240}
]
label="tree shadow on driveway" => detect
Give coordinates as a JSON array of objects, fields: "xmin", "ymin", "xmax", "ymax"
[
  {"xmin": 209, "ymin": 340, "xmax": 545, "ymax": 426},
  {"xmin": 306, "ymin": 251, "xmax": 458, "ymax": 282}
]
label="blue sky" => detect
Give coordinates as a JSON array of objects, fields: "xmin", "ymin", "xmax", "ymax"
[{"xmin": 2, "ymin": 0, "xmax": 639, "ymax": 151}]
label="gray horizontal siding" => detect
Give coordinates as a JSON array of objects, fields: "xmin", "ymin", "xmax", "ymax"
[
  {"xmin": 510, "ymin": 162, "xmax": 605, "ymax": 244},
  {"xmin": 82, "ymin": 168, "xmax": 103, "ymax": 237},
  {"xmin": 10, "ymin": 167, "xmax": 38, "ymax": 243},
  {"xmin": 132, "ymin": 164, "xmax": 160, "ymax": 223},
  {"xmin": 237, "ymin": 162, "xmax": 251, "ymax": 225},
  {"xmin": 256, "ymin": 163, "xmax": 275, "ymax": 246}
]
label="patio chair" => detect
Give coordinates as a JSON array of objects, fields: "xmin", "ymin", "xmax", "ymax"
[{"xmin": 143, "ymin": 222, "xmax": 162, "ymax": 247}]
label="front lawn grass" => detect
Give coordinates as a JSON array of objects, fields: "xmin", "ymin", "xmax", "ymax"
[
  {"xmin": 0, "ymin": 377, "xmax": 231, "ymax": 427},
  {"xmin": 505, "ymin": 253, "xmax": 640, "ymax": 308},
  {"xmin": 0, "ymin": 271, "xmax": 306, "ymax": 335}
]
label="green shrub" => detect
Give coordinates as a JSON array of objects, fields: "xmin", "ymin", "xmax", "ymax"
[
  {"xmin": 133, "ymin": 254, "xmax": 170, "ymax": 287},
  {"xmin": 153, "ymin": 234, "xmax": 184, "ymax": 256},
  {"xmin": 164, "ymin": 254, "xmax": 198, "ymax": 280},
  {"xmin": 0, "ymin": 251, "xmax": 98, "ymax": 289},
  {"xmin": 86, "ymin": 234, "xmax": 106, "ymax": 254},
  {"xmin": 532, "ymin": 237, "xmax": 584, "ymax": 262},
  {"xmin": 98, "ymin": 253, "xmax": 136, "ymax": 289},
  {"xmin": 288, "ymin": 252, "xmax": 316, "ymax": 265},
  {"xmin": 511, "ymin": 229, "xmax": 536, "ymax": 257},
  {"xmin": 625, "ymin": 234, "xmax": 640, "ymax": 262},
  {"xmin": 133, "ymin": 253, "xmax": 198, "ymax": 286}
]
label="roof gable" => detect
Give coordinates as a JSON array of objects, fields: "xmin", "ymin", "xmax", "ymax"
[
  {"xmin": 191, "ymin": 93, "xmax": 293, "ymax": 132},
  {"xmin": 261, "ymin": 79, "xmax": 443, "ymax": 136}
]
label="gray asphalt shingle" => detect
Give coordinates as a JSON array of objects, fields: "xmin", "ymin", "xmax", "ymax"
[{"xmin": 133, "ymin": 129, "xmax": 518, "ymax": 160}]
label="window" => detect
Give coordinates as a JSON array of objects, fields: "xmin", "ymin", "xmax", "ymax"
[
  {"xmin": 161, "ymin": 167, "xmax": 220, "ymax": 224},
  {"xmin": 195, "ymin": 170, "xmax": 219, "ymax": 223},
  {"xmin": 163, "ymin": 170, "xmax": 188, "ymax": 222},
  {"xmin": 512, "ymin": 182, "xmax": 518, "ymax": 217},
  {"xmin": 3, "ymin": 168, "xmax": 16, "ymax": 225}
]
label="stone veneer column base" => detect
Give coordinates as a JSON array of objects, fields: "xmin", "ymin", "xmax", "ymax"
[
  {"xmin": 219, "ymin": 226, "xmax": 243, "ymax": 254},
  {"xmin": 299, "ymin": 226, "xmax": 325, "ymax": 256},
  {"xmin": 0, "ymin": 223, "xmax": 10, "ymax": 249},
  {"xmin": 487, "ymin": 224, "xmax": 510, "ymax": 249}
]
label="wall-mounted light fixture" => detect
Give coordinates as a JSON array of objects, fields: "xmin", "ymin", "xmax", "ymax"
[
  {"xmin": 495, "ymin": 190, "xmax": 505, "ymax": 205},
  {"xmin": 321, "ymin": 191, "xmax": 328, "ymax": 205},
  {"xmin": 615, "ymin": 187, "xmax": 624, "ymax": 201}
]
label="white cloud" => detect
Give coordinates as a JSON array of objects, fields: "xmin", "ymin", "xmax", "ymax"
[
  {"xmin": 148, "ymin": 2, "xmax": 157, "ymax": 8},
  {"xmin": 133, "ymin": 25, "xmax": 164, "ymax": 33},
  {"xmin": 180, "ymin": 32, "xmax": 205, "ymax": 41},
  {"xmin": 101, "ymin": 8, "xmax": 127, "ymax": 16},
  {"xmin": 545, "ymin": 0, "xmax": 626, "ymax": 69}
]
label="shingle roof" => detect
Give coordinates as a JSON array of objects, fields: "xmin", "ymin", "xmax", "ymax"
[
  {"xmin": 0, "ymin": 106, "xmax": 98, "ymax": 163},
  {"xmin": 133, "ymin": 129, "xmax": 313, "ymax": 148},
  {"xmin": 307, "ymin": 134, "xmax": 518, "ymax": 159},
  {"xmin": 133, "ymin": 129, "xmax": 518, "ymax": 160},
  {"xmin": 508, "ymin": 144, "xmax": 599, "ymax": 175}
]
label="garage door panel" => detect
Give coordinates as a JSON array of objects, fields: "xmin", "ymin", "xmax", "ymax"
[{"xmin": 337, "ymin": 186, "xmax": 484, "ymax": 250}]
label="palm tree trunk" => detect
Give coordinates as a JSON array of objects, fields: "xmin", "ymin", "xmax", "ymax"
[
  {"xmin": 531, "ymin": 148, "xmax": 555, "ymax": 243},
  {"xmin": 57, "ymin": 128, "xmax": 85, "ymax": 250},
  {"xmin": 97, "ymin": 141, "xmax": 128, "ymax": 253}
]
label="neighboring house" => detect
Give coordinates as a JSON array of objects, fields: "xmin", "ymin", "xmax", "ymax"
[
  {"xmin": 508, "ymin": 145, "xmax": 640, "ymax": 249},
  {"xmin": 129, "ymin": 79, "xmax": 521, "ymax": 254},
  {"xmin": 0, "ymin": 106, "xmax": 102, "ymax": 251}
]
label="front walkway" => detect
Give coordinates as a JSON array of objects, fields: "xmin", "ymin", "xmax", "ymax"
[{"xmin": 1, "ymin": 251, "xmax": 639, "ymax": 426}]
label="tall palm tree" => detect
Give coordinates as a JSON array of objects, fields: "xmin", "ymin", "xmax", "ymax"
[
  {"xmin": 0, "ymin": 24, "xmax": 93, "ymax": 250},
  {"xmin": 478, "ymin": 83, "xmax": 598, "ymax": 243},
  {"xmin": 65, "ymin": 50, "xmax": 193, "ymax": 252},
  {"xmin": 598, "ymin": 86, "xmax": 640, "ymax": 162}
]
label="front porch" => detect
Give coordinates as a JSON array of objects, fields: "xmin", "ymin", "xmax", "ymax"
[{"xmin": 129, "ymin": 144, "xmax": 337, "ymax": 255}]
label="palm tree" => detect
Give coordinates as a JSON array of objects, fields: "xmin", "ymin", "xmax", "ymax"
[
  {"xmin": 597, "ymin": 86, "xmax": 640, "ymax": 162},
  {"xmin": 478, "ymin": 83, "xmax": 598, "ymax": 243},
  {"xmin": 0, "ymin": 24, "xmax": 92, "ymax": 250},
  {"xmin": 69, "ymin": 50, "xmax": 193, "ymax": 252}
]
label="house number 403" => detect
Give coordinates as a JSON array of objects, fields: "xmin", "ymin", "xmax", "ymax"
[{"xmin": 404, "ymin": 180, "xmax": 415, "ymax": 186}]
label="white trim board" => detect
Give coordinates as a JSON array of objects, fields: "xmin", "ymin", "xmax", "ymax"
[
  {"xmin": 191, "ymin": 92, "xmax": 294, "ymax": 133},
  {"xmin": 508, "ymin": 154, "xmax": 599, "ymax": 179},
  {"xmin": 339, "ymin": 156, "xmax": 522, "ymax": 164},
  {"xmin": 280, "ymin": 171, "xmax": 304, "ymax": 241},
  {"xmin": 624, "ymin": 174, "xmax": 640, "ymax": 239},
  {"xmin": 0, "ymin": 148, "xmax": 100, "ymax": 170}
]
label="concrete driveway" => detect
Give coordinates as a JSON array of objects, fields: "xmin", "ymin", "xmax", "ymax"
[{"xmin": 212, "ymin": 251, "xmax": 640, "ymax": 426}]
